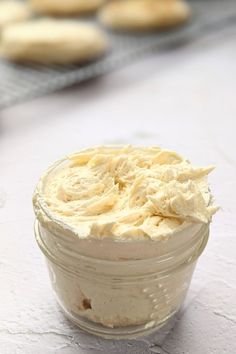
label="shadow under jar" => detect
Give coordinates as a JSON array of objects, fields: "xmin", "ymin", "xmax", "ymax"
[{"xmin": 34, "ymin": 211, "xmax": 209, "ymax": 339}]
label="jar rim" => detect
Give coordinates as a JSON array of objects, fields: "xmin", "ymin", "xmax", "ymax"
[
  {"xmin": 35, "ymin": 219, "xmax": 209, "ymax": 266},
  {"xmin": 35, "ymin": 219, "xmax": 209, "ymax": 280}
]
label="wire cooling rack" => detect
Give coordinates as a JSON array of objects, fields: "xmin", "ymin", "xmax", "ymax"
[{"xmin": 0, "ymin": 0, "xmax": 236, "ymax": 109}]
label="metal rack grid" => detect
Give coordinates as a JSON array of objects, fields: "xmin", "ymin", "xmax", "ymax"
[{"xmin": 0, "ymin": 0, "xmax": 236, "ymax": 109}]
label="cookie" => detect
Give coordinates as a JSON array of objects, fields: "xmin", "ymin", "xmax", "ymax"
[
  {"xmin": 99, "ymin": 0, "xmax": 191, "ymax": 31},
  {"xmin": 0, "ymin": 1, "xmax": 31, "ymax": 30},
  {"xmin": 1, "ymin": 19, "xmax": 108, "ymax": 64},
  {"xmin": 30, "ymin": 0, "xmax": 105, "ymax": 16}
]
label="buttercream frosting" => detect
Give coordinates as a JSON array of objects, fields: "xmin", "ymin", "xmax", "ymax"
[{"xmin": 36, "ymin": 146, "xmax": 218, "ymax": 240}]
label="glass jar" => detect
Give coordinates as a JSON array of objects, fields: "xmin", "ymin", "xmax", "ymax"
[{"xmin": 33, "ymin": 157, "xmax": 210, "ymax": 339}]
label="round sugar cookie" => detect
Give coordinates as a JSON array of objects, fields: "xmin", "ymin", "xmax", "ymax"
[
  {"xmin": 99, "ymin": 0, "xmax": 191, "ymax": 31},
  {"xmin": 30, "ymin": 0, "xmax": 105, "ymax": 16},
  {"xmin": 0, "ymin": 19, "xmax": 108, "ymax": 64},
  {"xmin": 0, "ymin": 1, "xmax": 31, "ymax": 30}
]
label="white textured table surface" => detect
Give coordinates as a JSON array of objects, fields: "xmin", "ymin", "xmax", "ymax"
[{"xmin": 1, "ymin": 28, "xmax": 236, "ymax": 354}]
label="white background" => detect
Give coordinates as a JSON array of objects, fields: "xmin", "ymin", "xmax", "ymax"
[{"xmin": 1, "ymin": 27, "xmax": 236, "ymax": 354}]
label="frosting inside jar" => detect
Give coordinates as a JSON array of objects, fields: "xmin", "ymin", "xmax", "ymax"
[{"xmin": 37, "ymin": 146, "xmax": 218, "ymax": 240}]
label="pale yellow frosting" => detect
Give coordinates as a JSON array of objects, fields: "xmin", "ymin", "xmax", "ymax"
[{"xmin": 38, "ymin": 146, "xmax": 218, "ymax": 240}]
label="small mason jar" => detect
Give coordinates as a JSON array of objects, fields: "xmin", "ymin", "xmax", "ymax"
[{"xmin": 33, "ymin": 157, "xmax": 210, "ymax": 339}]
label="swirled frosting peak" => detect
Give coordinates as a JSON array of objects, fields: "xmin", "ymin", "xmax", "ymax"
[{"xmin": 38, "ymin": 146, "xmax": 218, "ymax": 240}]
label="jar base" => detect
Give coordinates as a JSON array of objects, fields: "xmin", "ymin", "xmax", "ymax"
[{"xmin": 58, "ymin": 301, "xmax": 179, "ymax": 339}]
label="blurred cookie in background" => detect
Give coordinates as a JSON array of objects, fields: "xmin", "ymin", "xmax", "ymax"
[
  {"xmin": 99, "ymin": 0, "xmax": 191, "ymax": 31},
  {"xmin": 29, "ymin": 0, "xmax": 105, "ymax": 16},
  {"xmin": 0, "ymin": 0, "xmax": 31, "ymax": 30},
  {"xmin": 0, "ymin": 19, "xmax": 108, "ymax": 64}
]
